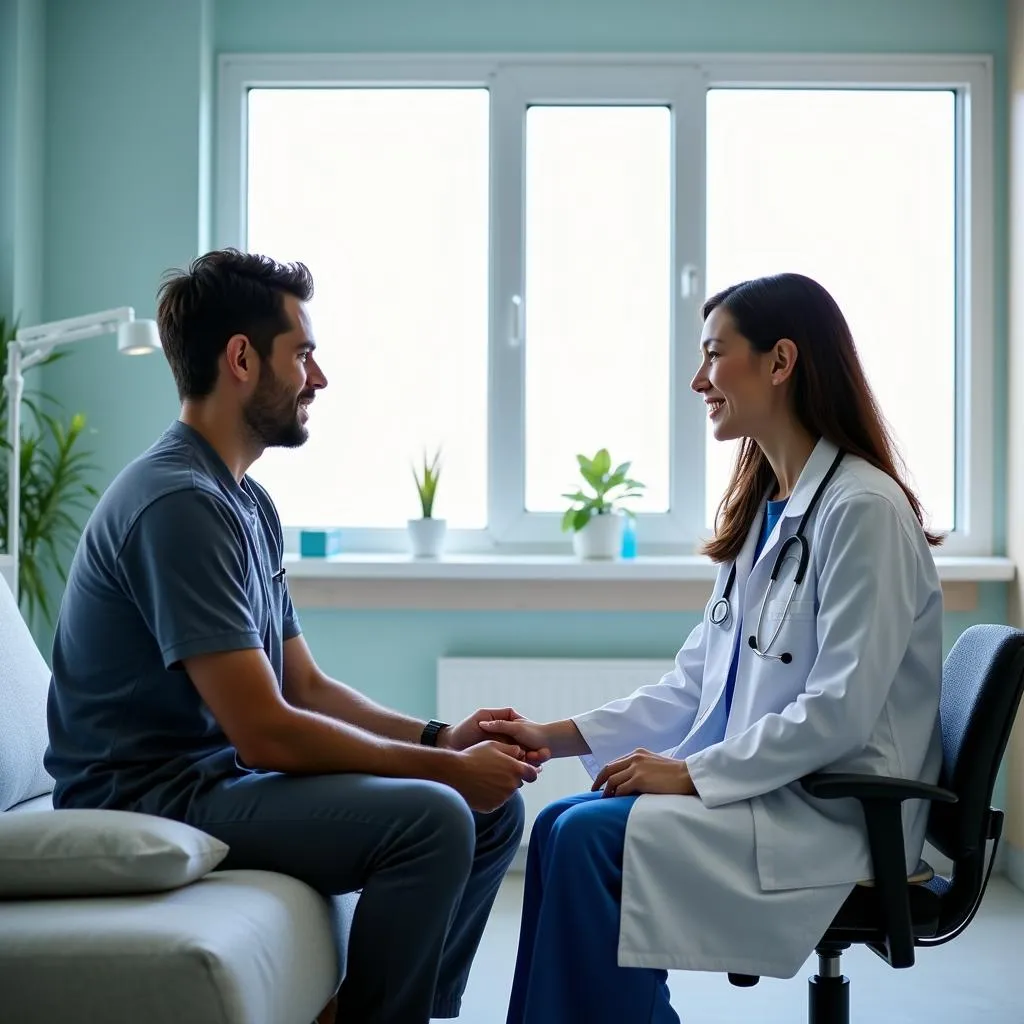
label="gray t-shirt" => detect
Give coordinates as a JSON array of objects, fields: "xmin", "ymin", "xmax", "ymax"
[{"xmin": 45, "ymin": 421, "xmax": 300, "ymax": 818}]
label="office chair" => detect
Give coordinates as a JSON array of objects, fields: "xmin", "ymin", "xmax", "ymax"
[{"xmin": 727, "ymin": 623, "xmax": 1024, "ymax": 1024}]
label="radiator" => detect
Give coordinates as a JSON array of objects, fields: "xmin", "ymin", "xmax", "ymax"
[{"xmin": 437, "ymin": 657, "xmax": 672, "ymax": 849}]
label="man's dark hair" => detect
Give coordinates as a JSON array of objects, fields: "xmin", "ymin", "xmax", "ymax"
[{"xmin": 157, "ymin": 249, "xmax": 314, "ymax": 400}]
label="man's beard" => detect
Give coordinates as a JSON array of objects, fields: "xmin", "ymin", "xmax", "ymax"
[{"xmin": 243, "ymin": 364, "xmax": 310, "ymax": 449}]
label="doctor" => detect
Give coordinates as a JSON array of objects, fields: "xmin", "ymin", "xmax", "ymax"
[{"xmin": 485, "ymin": 272, "xmax": 945, "ymax": 1024}]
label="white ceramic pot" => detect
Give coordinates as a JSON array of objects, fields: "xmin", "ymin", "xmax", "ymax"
[
  {"xmin": 572, "ymin": 512, "xmax": 624, "ymax": 560},
  {"xmin": 408, "ymin": 517, "xmax": 447, "ymax": 558}
]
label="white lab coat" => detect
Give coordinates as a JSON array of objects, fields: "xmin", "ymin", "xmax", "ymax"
[{"xmin": 572, "ymin": 438, "xmax": 944, "ymax": 979}]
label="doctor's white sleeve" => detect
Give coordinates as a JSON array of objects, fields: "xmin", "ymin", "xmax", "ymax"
[
  {"xmin": 685, "ymin": 492, "xmax": 933, "ymax": 808},
  {"xmin": 572, "ymin": 620, "xmax": 706, "ymax": 780}
]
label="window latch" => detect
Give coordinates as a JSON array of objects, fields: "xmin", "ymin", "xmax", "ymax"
[
  {"xmin": 509, "ymin": 294, "xmax": 524, "ymax": 348},
  {"xmin": 680, "ymin": 265, "xmax": 700, "ymax": 300}
]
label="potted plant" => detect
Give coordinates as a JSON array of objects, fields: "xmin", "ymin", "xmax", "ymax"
[
  {"xmin": 408, "ymin": 448, "xmax": 446, "ymax": 558},
  {"xmin": 0, "ymin": 313, "xmax": 98, "ymax": 621},
  {"xmin": 561, "ymin": 449, "xmax": 645, "ymax": 560}
]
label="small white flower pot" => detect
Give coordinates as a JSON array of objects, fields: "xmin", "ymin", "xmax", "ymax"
[
  {"xmin": 572, "ymin": 513, "xmax": 624, "ymax": 560},
  {"xmin": 408, "ymin": 517, "xmax": 447, "ymax": 559}
]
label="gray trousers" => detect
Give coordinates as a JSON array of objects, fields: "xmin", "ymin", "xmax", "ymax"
[{"xmin": 184, "ymin": 773, "xmax": 525, "ymax": 1024}]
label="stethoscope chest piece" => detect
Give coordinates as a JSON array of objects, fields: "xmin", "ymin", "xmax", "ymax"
[{"xmin": 709, "ymin": 597, "xmax": 730, "ymax": 627}]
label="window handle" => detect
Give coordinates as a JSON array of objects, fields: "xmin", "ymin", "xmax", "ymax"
[
  {"xmin": 680, "ymin": 264, "xmax": 701, "ymax": 300},
  {"xmin": 510, "ymin": 294, "xmax": 524, "ymax": 348}
]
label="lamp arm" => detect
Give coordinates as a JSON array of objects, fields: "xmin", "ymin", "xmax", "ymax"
[
  {"xmin": 19, "ymin": 348, "xmax": 52, "ymax": 372},
  {"xmin": 3, "ymin": 305, "xmax": 156, "ymax": 607},
  {"xmin": 14, "ymin": 306, "xmax": 134, "ymax": 351}
]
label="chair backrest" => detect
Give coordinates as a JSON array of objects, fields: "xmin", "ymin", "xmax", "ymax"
[
  {"xmin": 925, "ymin": 624, "xmax": 1024, "ymax": 931},
  {"xmin": 0, "ymin": 573, "xmax": 55, "ymax": 812}
]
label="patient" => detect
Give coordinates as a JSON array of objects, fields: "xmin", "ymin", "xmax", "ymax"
[{"xmin": 43, "ymin": 249, "xmax": 543, "ymax": 1024}]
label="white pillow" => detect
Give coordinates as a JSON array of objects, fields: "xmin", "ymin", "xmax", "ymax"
[
  {"xmin": 0, "ymin": 573, "xmax": 55, "ymax": 811},
  {"xmin": 0, "ymin": 809, "xmax": 229, "ymax": 897}
]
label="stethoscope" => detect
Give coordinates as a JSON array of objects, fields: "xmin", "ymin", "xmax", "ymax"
[{"xmin": 708, "ymin": 450, "xmax": 844, "ymax": 665}]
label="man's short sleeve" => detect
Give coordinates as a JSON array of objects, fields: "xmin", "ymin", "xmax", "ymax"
[
  {"xmin": 282, "ymin": 585, "xmax": 301, "ymax": 641},
  {"xmin": 119, "ymin": 490, "xmax": 263, "ymax": 668}
]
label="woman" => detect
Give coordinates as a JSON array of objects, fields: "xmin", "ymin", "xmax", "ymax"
[{"xmin": 483, "ymin": 273, "xmax": 945, "ymax": 1024}]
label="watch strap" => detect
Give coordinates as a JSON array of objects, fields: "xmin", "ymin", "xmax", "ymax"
[{"xmin": 420, "ymin": 719, "xmax": 449, "ymax": 747}]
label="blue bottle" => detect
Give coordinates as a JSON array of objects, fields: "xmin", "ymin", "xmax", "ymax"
[{"xmin": 621, "ymin": 516, "xmax": 637, "ymax": 558}]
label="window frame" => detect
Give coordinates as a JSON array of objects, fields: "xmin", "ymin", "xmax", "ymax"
[{"xmin": 217, "ymin": 52, "xmax": 994, "ymax": 557}]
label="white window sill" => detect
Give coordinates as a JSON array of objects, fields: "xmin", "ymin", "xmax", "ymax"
[
  {"xmin": 282, "ymin": 552, "xmax": 1014, "ymax": 584},
  {"xmin": 281, "ymin": 553, "xmax": 1010, "ymax": 613},
  {"xmin": 1, "ymin": 551, "xmax": 1009, "ymax": 617}
]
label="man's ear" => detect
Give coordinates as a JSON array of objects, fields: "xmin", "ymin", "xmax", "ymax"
[
  {"xmin": 224, "ymin": 334, "xmax": 255, "ymax": 383},
  {"xmin": 770, "ymin": 338, "xmax": 799, "ymax": 386}
]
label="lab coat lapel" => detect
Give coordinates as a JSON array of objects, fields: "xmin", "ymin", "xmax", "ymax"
[
  {"xmin": 776, "ymin": 437, "xmax": 840, "ymax": 523},
  {"xmin": 697, "ymin": 511, "xmax": 765, "ymax": 728},
  {"xmin": 742, "ymin": 436, "xmax": 840, "ymax": 594},
  {"xmin": 733, "ymin": 507, "xmax": 768, "ymax": 611}
]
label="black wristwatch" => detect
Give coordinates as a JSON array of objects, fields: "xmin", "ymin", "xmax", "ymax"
[{"xmin": 420, "ymin": 719, "xmax": 449, "ymax": 747}]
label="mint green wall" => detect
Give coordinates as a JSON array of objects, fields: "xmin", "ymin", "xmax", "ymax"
[
  {"xmin": 215, "ymin": 0, "xmax": 1007, "ymax": 54},
  {"xmin": 0, "ymin": 0, "xmax": 45, "ymax": 323},
  {"xmin": 0, "ymin": 0, "xmax": 17, "ymax": 315},
  {"xmin": 31, "ymin": 0, "xmax": 1010, "ymax": 809},
  {"xmin": 42, "ymin": 0, "xmax": 213, "ymax": 486}
]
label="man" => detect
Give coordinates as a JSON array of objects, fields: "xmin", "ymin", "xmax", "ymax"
[{"xmin": 44, "ymin": 249, "xmax": 542, "ymax": 1024}]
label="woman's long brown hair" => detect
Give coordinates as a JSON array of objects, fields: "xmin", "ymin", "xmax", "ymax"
[{"xmin": 701, "ymin": 273, "xmax": 942, "ymax": 564}]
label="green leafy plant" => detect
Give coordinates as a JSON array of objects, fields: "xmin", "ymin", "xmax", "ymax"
[
  {"xmin": 0, "ymin": 313, "xmax": 98, "ymax": 621},
  {"xmin": 411, "ymin": 448, "xmax": 442, "ymax": 519},
  {"xmin": 561, "ymin": 448, "xmax": 645, "ymax": 533}
]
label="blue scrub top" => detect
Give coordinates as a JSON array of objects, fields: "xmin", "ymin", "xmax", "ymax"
[{"xmin": 724, "ymin": 498, "xmax": 789, "ymax": 716}]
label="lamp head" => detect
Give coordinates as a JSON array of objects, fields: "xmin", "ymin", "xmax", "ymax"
[{"xmin": 117, "ymin": 319, "xmax": 160, "ymax": 356}]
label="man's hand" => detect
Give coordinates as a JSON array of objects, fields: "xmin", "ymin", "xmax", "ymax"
[
  {"xmin": 592, "ymin": 748, "xmax": 696, "ymax": 798},
  {"xmin": 449, "ymin": 741, "xmax": 540, "ymax": 813},
  {"xmin": 445, "ymin": 708, "xmax": 551, "ymax": 764}
]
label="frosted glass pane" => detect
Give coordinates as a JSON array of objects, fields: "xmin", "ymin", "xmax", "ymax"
[
  {"xmin": 524, "ymin": 106, "xmax": 671, "ymax": 513},
  {"xmin": 705, "ymin": 89, "xmax": 956, "ymax": 532},
  {"xmin": 246, "ymin": 88, "xmax": 489, "ymax": 528}
]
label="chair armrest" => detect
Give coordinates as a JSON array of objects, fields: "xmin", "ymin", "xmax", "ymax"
[
  {"xmin": 800, "ymin": 772, "xmax": 957, "ymax": 805},
  {"xmin": 799, "ymin": 772, "xmax": 955, "ymax": 969}
]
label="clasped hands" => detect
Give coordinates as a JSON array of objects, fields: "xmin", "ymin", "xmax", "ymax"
[
  {"xmin": 435, "ymin": 708, "xmax": 549, "ymax": 812},
  {"xmin": 444, "ymin": 709, "xmax": 695, "ymax": 800},
  {"xmin": 442, "ymin": 707, "xmax": 552, "ymax": 767}
]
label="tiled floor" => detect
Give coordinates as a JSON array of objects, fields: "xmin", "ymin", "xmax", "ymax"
[{"xmin": 451, "ymin": 873, "xmax": 1024, "ymax": 1023}]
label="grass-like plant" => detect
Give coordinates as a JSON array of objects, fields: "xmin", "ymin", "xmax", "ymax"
[{"xmin": 412, "ymin": 448, "xmax": 442, "ymax": 519}]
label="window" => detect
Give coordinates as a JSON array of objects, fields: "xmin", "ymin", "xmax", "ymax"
[
  {"xmin": 218, "ymin": 55, "xmax": 993, "ymax": 555},
  {"xmin": 245, "ymin": 87, "xmax": 490, "ymax": 529},
  {"xmin": 523, "ymin": 105, "xmax": 672, "ymax": 514},
  {"xmin": 705, "ymin": 89, "xmax": 957, "ymax": 532}
]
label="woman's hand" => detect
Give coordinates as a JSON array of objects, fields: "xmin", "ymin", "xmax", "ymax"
[
  {"xmin": 480, "ymin": 716, "xmax": 591, "ymax": 761},
  {"xmin": 592, "ymin": 748, "xmax": 697, "ymax": 798},
  {"xmin": 454, "ymin": 710, "xmax": 552, "ymax": 764}
]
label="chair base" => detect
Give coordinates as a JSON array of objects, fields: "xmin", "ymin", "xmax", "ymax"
[
  {"xmin": 807, "ymin": 943, "xmax": 850, "ymax": 1024},
  {"xmin": 808, "ymin": 974, "xmax": 849, "ymax": 1024}
]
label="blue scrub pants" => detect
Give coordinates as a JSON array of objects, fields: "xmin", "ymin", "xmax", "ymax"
[{"xmin": 506, "ymin": 792, "xmax": 681, "ymax": 1024}]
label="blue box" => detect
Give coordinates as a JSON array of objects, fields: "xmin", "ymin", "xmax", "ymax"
[{"xmin": 300, "ymin": 528, "xmax": 343, "ymax": 558}]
